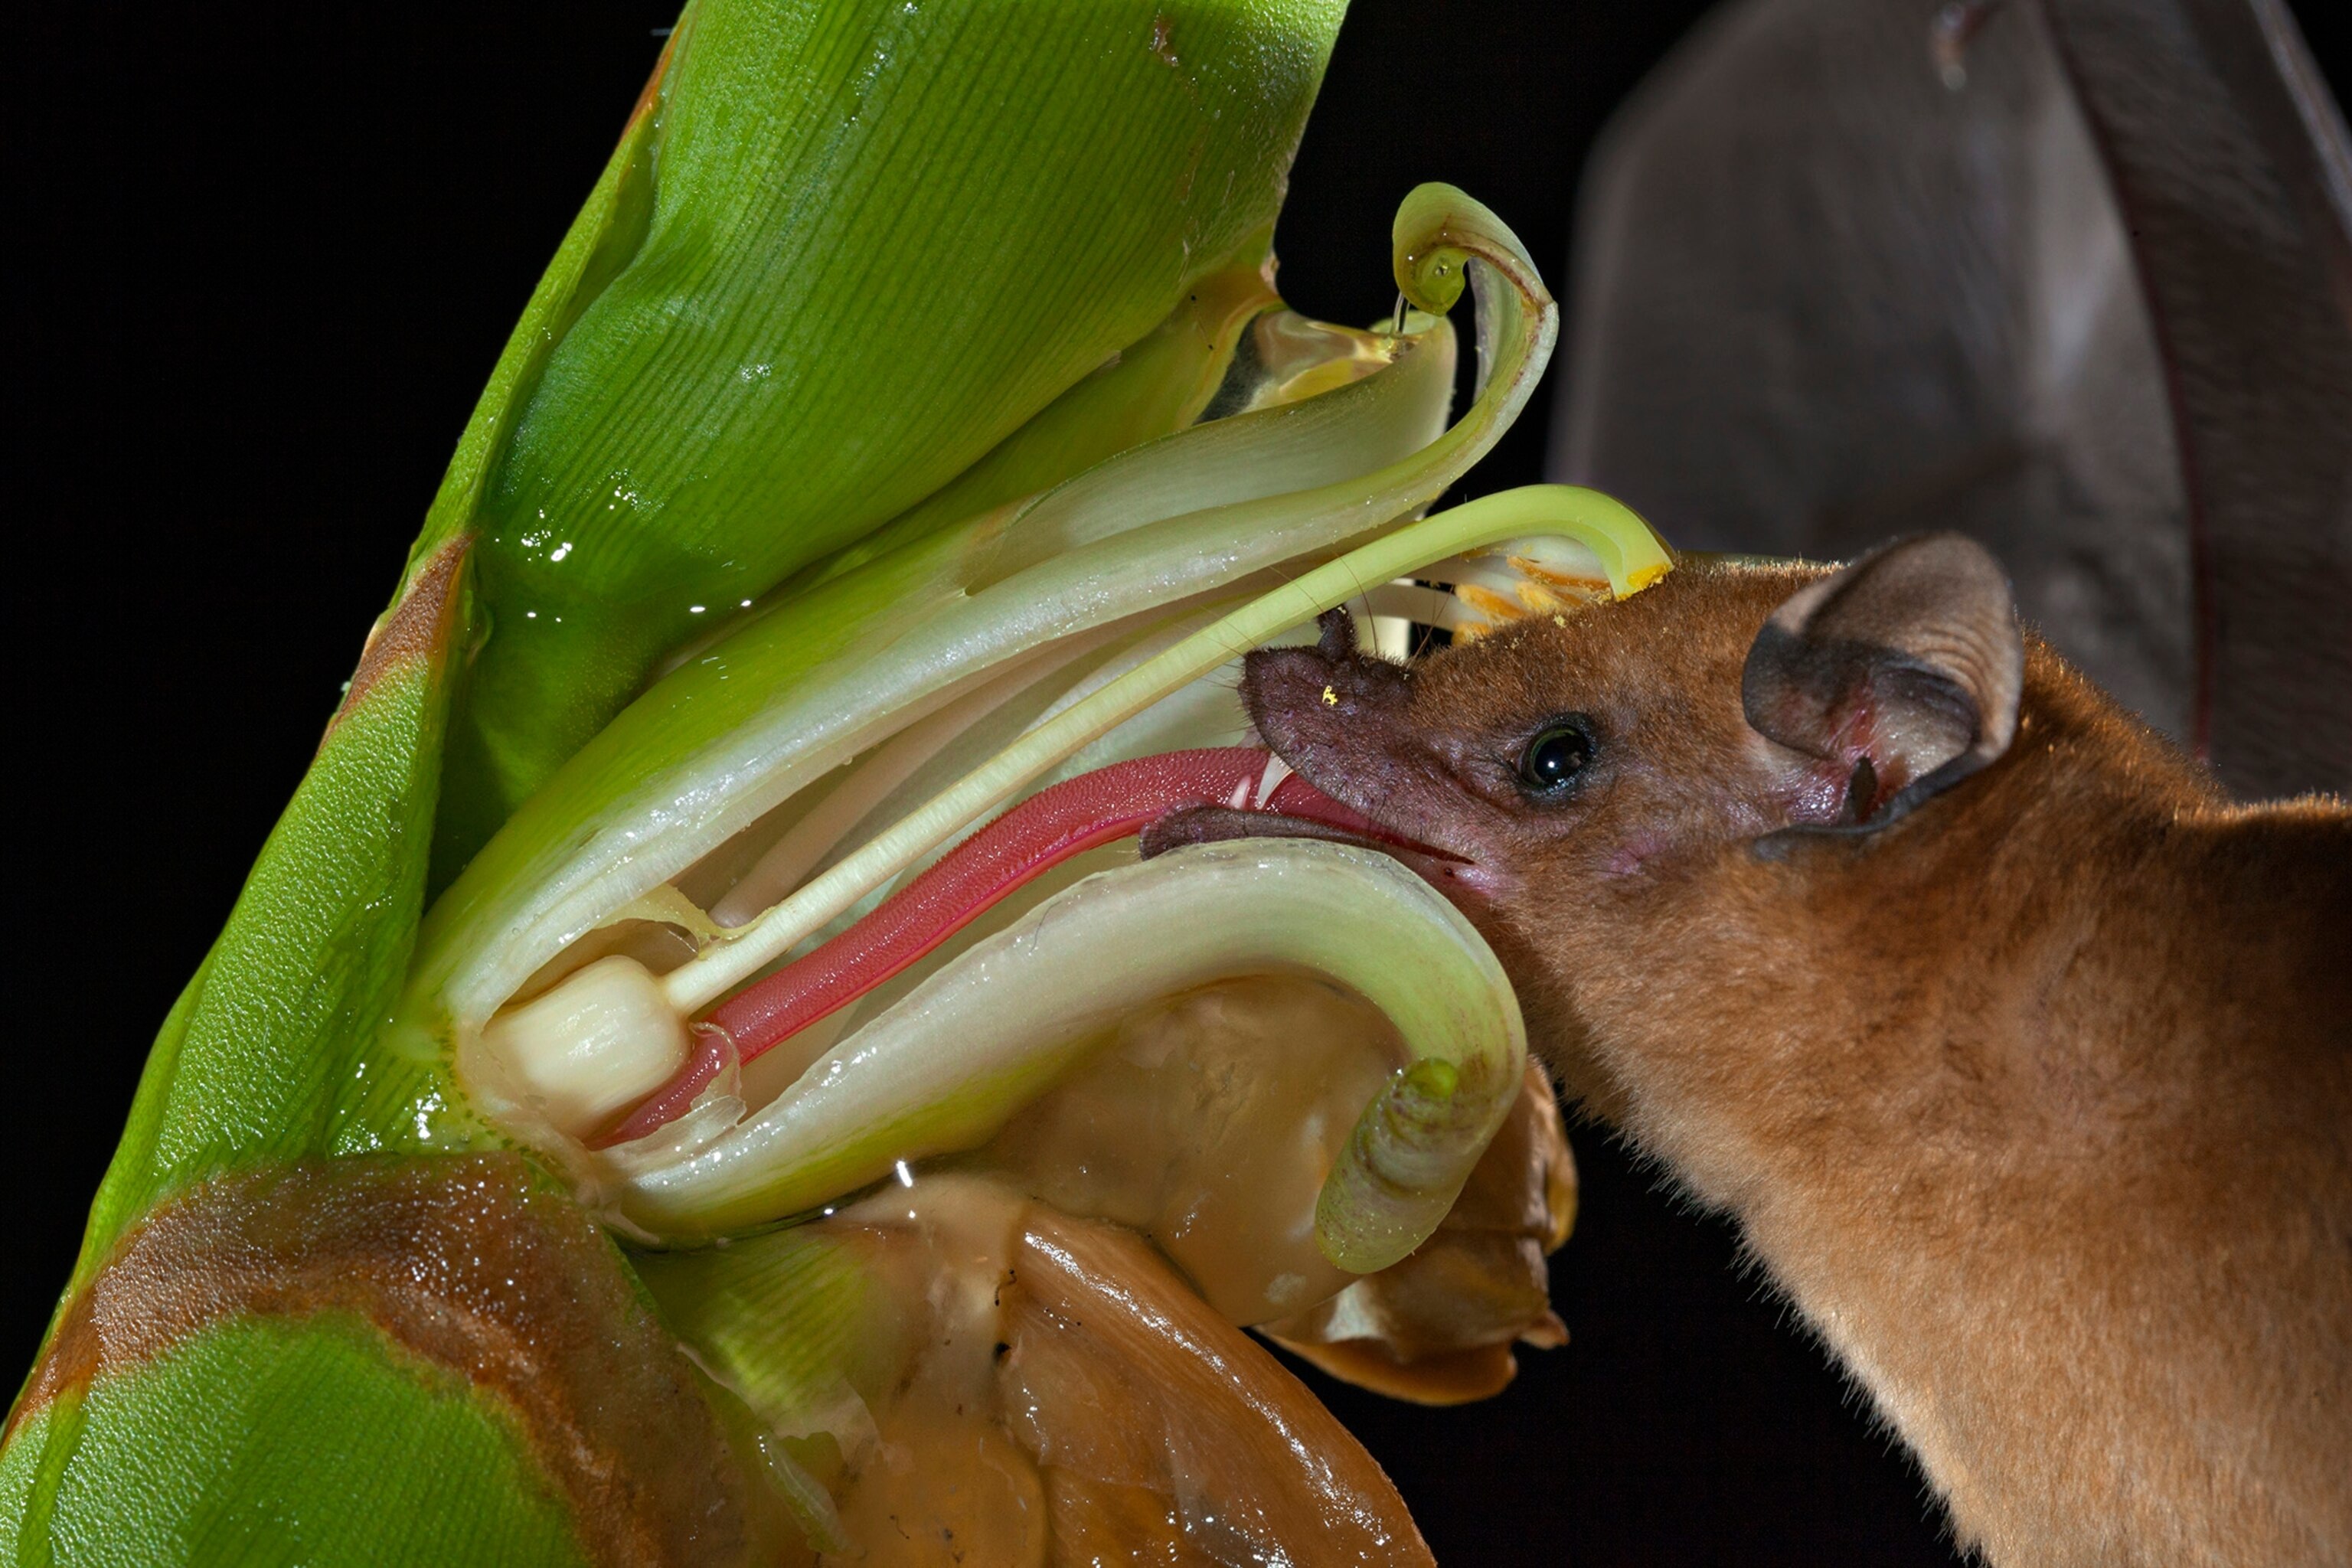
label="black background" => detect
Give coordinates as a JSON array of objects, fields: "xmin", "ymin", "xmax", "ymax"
[{"xmin": 10, "ymin": 2, "xmax": 2341, "ymax": 1563}]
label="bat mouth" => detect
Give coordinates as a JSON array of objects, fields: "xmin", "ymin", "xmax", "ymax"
[
  {"xmin": 1138, "ymin": 802, "xmax": 1463, "ymax": 868},
  {"xmin": 1138, "ymin": 752, "xmax": 1471, "ymax": 881}
]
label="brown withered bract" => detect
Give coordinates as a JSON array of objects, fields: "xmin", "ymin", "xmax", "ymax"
[
  {"xmin": 16, "ymin": 1155, "xmax": 758, "ymax": 1566},
  {"xmin": 1181, "ymin": 537, "xmax": 2350, "ymax": 1568}
]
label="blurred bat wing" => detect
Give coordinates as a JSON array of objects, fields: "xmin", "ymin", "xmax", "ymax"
[{"xmin": 1553, "ymin": 0, "xmax": 2351, "ymax": 798}]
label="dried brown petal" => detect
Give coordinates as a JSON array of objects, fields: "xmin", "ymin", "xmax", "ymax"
[
  {"xmin": 1004, "ymin": 1208, "xmax": 1435, "ymax": 1566},
  {"xmin": 1263, "ymin": 1064, "xmax": 1575, "ymax": 1406}
]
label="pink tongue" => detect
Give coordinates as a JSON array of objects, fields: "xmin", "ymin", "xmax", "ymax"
[{"xmin": 593, "ymin": 747, "xmax": 1379, "ymax": 1147}]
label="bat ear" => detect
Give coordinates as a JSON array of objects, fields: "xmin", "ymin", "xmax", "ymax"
[{"xmin": 1743, "ymin": 534, "xmax": 2024, "ymax": 827}]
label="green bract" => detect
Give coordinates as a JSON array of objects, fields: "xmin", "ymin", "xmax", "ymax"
[{"xmin": 427, "ymin": 0, "xmax": 1348, "ymax": 871}]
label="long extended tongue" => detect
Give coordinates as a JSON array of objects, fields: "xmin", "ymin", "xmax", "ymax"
[{"xmin": 594, "ymin": 747, "xmax": 1379, "ymax": 1147}]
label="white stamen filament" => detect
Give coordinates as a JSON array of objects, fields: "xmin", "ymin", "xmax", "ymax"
[{"xmin": 710, "ymin": 630, "xmax": 1118, "ymax": 928}]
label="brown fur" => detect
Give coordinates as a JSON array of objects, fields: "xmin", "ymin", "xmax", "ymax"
[{"xmin": 1240, "ymin": 561, "xmax": 2352, "ymax": 1567}]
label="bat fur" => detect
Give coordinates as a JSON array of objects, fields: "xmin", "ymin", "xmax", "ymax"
[{"xmin": 1196, "ymin": 540, "xmax": 2350, "ymax": 1567}]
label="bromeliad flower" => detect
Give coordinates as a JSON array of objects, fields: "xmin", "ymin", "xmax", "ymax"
[{"xmin": 6, "ymin": 2, "xmax": 1670, "ymax": 1561}]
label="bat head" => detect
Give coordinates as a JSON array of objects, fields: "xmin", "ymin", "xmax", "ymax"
[{"xmin": 1198, "ymin": 535, "xmax": 2027, "ymax": 1089}]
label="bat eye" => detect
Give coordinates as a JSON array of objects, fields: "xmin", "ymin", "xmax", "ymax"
[{"xmin": 1517, "ymin": 718, "xmax": 1594, "ymax": 793}]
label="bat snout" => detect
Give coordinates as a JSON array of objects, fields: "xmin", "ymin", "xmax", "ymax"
[
  {"xmin": 1240, "ymin": 645, "xmax": 1334, "ymax": 748},
  {"xmin": 1241, "ymin": 630, "xmax": 1416, "ymax": 820}
]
